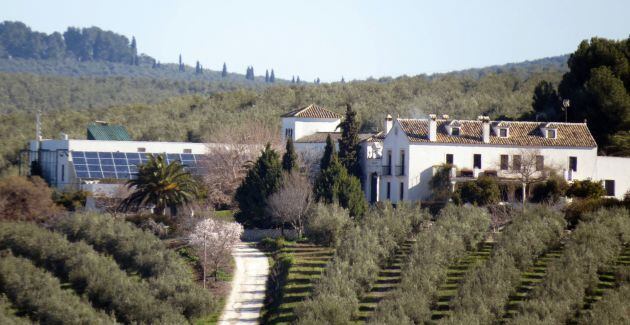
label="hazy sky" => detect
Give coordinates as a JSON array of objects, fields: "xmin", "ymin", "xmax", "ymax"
[{"xmin": 3, "ymin": 0, "xmax": 629, "ymax": 81}]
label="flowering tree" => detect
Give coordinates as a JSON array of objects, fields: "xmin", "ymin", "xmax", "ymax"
[{"xmin": 189, "ymin": 218, "xmax": 243, "ymax": 288}]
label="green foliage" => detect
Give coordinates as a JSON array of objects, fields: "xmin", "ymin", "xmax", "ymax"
[
  {"xmin": 296, "ymin": 203, "xmax": 427, "ymax": 323},
  {"xmin": 579, "ymin": 283, "xmax": 630, "ymax": 325},
  {"xmin": 453, "ymin": 176, "xmax": 500, "ymax": 206},
  {"xmin": 0, "ymin": 252, "xmax": 114, "ymax": 324},
  {"xmin": 530, "ymin": 174, "xmax": 568, "ymax": 203},
  {"xmin": 281, "ymin": 137, "xmax": 298, "ymax": 172},
  {"xmin": 314, "ymin": 154, "xmax": 367, "ymax": 218},
  {"xmin": 338, "ymin": 104, "xmax": 362, "ymax": 178},
  {"xmin": 429, "ymin": 163, "xmax": 453, "ymax": 202},
  {"xmin": 564, "ymin": 197, "xmax": 628, "ymax": 227},
  {"xmin": 119, "ymin": 153, "xmax": 201, "ymax": 216},
  {"xmin": 372, "ymin": 205, "xmax": 490, "ymax": 323},
  {"xmin": 446, "ymin": 206, "xmax": 566, "ymax": 324},
  {"xmin": 0, "ymin": 294, "xmax": 32, "ymax": 325},
  {"xmin": 52, "ymin": 213, "xmax": 215, "ymax": 319},
  {"xmin": 0, "ymin": 222, "xmax": 187, "ymax": 324},
  {"xmin": 235, "ymin": 143, "xmax": 283, "ymax": 228},
  {"xmin": 559, "ymin": 36, "xmax": 630, "ymax": 154},
  {"xmin": 304, "ymin": 203, "xmax": 351, "ymax": 247},
  {"xmin": 320, "ymin": 134, "xmax": 335, "ymax": 171},
  {"xmin": 263, "ymin": 253, "xmax": 294, "ymax": 323},
  {"xmin": 566, "ymin": 179, "xmax": 605, "ymax": 198},
  {"xmin": 258, "ymin": 237, "xmax": 287, "ymax": 252},
  {"xmin": 509, "ymin": 208, "xmax": 630, "ymax": 324},
  {"xmin": 52, "ymin": 189, "xmax": 88, "ymax": 211}
]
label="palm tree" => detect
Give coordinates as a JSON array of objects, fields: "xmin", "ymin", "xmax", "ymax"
[{"xmin": 119, "ymin": 154, "xmax": 201, "ymax": 216}]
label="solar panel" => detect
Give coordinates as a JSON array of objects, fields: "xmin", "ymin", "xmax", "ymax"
[{"xmin": 70, "ymin": 151, "xmax": 204, "ymax": 180}]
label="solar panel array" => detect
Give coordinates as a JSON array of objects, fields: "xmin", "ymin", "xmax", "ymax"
[{"xmin": 70, "ymin": 151, "xmax": 206, "ymax": 179}]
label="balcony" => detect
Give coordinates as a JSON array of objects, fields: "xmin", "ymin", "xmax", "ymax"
[
  {"xmin": 394, "ymin": 165, "xmax": 404, "ymax": 176},
  {"xmin": 382, "ymin": 165, "xmax": 392, "ymax": 176}
]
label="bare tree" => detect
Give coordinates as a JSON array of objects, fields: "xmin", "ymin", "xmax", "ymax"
[
  {"xmin": 267, "ymin": 172, "xmax": 313, "ymax": 238},
  {"xmin": 188, "ymin": 217, "xmax": 243, "ymax": 288},
  {"xmin": 498, "ymin": 149, "xmax": 559, "ymax": 206}
]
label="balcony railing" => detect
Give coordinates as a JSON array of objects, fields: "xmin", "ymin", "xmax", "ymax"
[
  {"xmin": 395, "ymin": 165, "xmax": 404, "ymax": 176},
  {"xmin": 382, "ymin": 165, "xmax": 392, "ymax": 176}
]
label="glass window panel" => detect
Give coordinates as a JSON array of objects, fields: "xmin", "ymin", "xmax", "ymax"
[
  {"xmin": 73, "ymin": 157, "xmax": 86, "ymax": 165},
  {"xmin": 71, "ymin": 151, "xmax": 85, "ymax": 159},
  {"xmin": 98, "ymin": 152, "xmax": 113, "ymax": 159},
  {"xmin": 113, "ymin": 152, "xmax": 126, "ymax": 159},
  {"xmin": 74, "ymin": 164, "xmax": 88, "ymax": 172},
  {"xmin": 103, "ymin": 172, "xmax": 116, "ymax": 179},
  {"xmin": 113, "ymin": 158, "xmax": 127, "ymax": 166},
  {"xmin": 86, "ymin": 158, "xmax": 100, "ymax": 165},
  {"xmin": 88, "ymin": 165, "xmax": 102, "ymax": 172},
  {"xmin": 102, "ymin": 165, "xmax": 115, "ymax": 172},
  {"xmin": 89, "ymin": 171, "xmax": 103, "ymax": 178},
  {"xmin": 100, "ymin": 158, "xmax": 114, "ymax": 166},
  {"xmin": 85, "ymin": 152, "xmax": 99, "ymax": 158}
]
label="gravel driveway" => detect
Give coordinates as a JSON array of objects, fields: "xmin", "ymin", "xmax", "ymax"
[{"xmin": 219, "ymin": 242, "xmax": 269, "ymax": 324}]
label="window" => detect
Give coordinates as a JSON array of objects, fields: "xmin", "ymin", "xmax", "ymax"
[
  {"xmin": 473, "ymin": 154, "xmax": 481, "ymax": 169},
  {"xmin": 399, "ymin": 182, "xmax": 404, "ymax": 200},
  {"xmin": 284, "ymin": 128, "xmax": 294, "ymax": 138},
  {"xmin": 547, "ymin": 129, "xmax": 557, "ymax": 139},
  {"xmin": 569, "ymin": 156, "xmax": 577, "ymax": 172},
  {"xmin": 451, "ymin": 127, "xmax": 461, "ymax": 136},
  {"xmin": 137, "ymin": 147, "xmax": 146, "ymax": 152},
  {"xmin": 513, "ymin": 155, "xmax": 522, "ymax": 171},
  {"xmin": 386, "ymin": 182, "xmax": 391, "ymax": 200},
  {"xmin": 500, "ymin": 155, "xmax": 509, "ymax": 170},
  {"xmin": 183, "ymin": 149, "xmax": 192, "ymax": 154},
  {"xmin": 61, "ymin": 165, "xmax": 65, "ymax": 182},
  {"xmin": 605, "ymin": 180, "xmax": 615, "ymax": 196},
  {"xmin": 446, "ymin": 154, "xmax": 454, "ymax": 164},
  {"xmin": 499, "ymin": 128, "xmax": 508, "ymax": 137},
  {"xmin": 536, "ymin": 155, "xmax": 544, "ymax": 171},
  {"xmin": 399, "ymin": 150, "xmax": 405, "ymax": 176}
]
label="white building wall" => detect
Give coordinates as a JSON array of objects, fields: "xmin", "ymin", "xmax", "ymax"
[
  {"xmin": 380, "ymin": 123, "xmax": 410, "ymax": 203},
  {"xmin": 594, "ymin": 156, "xmax": 630, "ymax": 199},
  {"xmin": 282, "ymin": 117, "xmax": 340, "ymax": 141}
]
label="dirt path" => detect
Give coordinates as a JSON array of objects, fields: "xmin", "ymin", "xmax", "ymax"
[{"xmin": 219, "ymin": 242, "xmax": 269, "ymax": 325}]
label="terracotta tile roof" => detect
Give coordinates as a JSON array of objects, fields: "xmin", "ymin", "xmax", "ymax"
[
  {"xmin": 365, "ymin": 131, "xmax": 386, "ymax": 142},
  {"xmin": 281, "ymin": 104, "xmax": 343, "ymax": 119},
  {"xmin": 295, "ymin": 132, "xmax": 376, "ymax": 143},
  {"xmin": 397, "ymin": 119, "xmax": 597, "ymax": 147}
]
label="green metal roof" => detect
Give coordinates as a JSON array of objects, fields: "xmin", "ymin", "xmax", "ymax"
[{"xmin": 87, "ymin": 123, "xmax": 132, "ymax": 141}]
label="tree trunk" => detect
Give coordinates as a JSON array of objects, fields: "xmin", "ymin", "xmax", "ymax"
[
  {"xmin": 203, "ymin": 241, "xmax": 207, "ymax": 289},
  {"xmin": 522, "ymin": 182, "xmax": 527, "ymax": 210}
]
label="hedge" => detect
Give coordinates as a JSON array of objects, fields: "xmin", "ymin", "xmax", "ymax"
[
  {"xmin": 53, "ymin": 213, "xmax": 214, "ymax": 319},
  {"xmin": 444, "ymin": 205, "xmax": 566, "ymax": 324},
  {"xmin": 508, "ymin": 208, "xmax": 630, "ymax": 324},
  {"xmin": 0, "ymin": 252, "xmax": 114, "ymax": 324},
  {"xmin": 0, "ymin": 222, "xmax": 187, "ymax": 324},
  {"xmin": 371, "ymin": 204, "xmax": 491, "ymax": 323}
]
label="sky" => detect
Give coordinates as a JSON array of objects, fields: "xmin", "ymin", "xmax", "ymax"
[{"xmin": 2, "ymin": 0, "xmax": 629, "ymax": 82}]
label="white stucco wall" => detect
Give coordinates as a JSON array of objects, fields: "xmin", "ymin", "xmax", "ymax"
[
  {"xmin": 281, "ymin": 117, "xmax": 340, "ymax": 141},
  {"xmin": 594, "ymin": 156, "xmax": 630, "ymax": 199},
  {"xmin": 379, "ymin": 122, "xmax": 410, "ymax": 203}
]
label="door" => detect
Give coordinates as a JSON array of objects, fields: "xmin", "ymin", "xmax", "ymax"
[{"xmin": 370, "ymin": 173, "xmax": 378, "ymax": 203}]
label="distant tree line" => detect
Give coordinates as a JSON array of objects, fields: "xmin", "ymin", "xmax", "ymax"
[{"xmin": 0, "ymin": 21, "xmax": 141, "ymax": 64}]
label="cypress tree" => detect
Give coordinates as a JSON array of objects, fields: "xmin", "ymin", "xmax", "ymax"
[
  {"xmin": 320, "ymin": 134, "xmax": 335, "ymax": 171},
  {"xmin": 314, "ymin": 153, "xmax": 366, "ymax": 218},
  {"xmin": 296, "ymin": 76, "xmax": 300, "ymax": 83},
  {"xmin": 235, "ymin": 143, "xmax": 283, "ymax": 228},
  {"xmin": 291, "ymin": 76, "xmax": 295, "ymax": 83},
  {"xmin": 338, "ymin": 103, "xmax": 362, "ymax": 179},
  {"xmin": 265, "ymin": 69, "xmax": 269, "ymax": 83},
  {"xmin": 282, "ymin": 138, "xmax": 298, "ymax": 172},
  {"xmin": 178, "ymin": 54, "xmax": 184, "ymax": 72},
  {"xmin": 341, "ymin": 76, "xmax": 345, "ymax": 83},
  {"xmin": 195, "ymin": 61, "xmax": 201, "ymax": 74},
  {"xmin": 222, "ymin": 62, "xmax": 228, "ymax": 77},
  {"xmin": 270, "ymin": 69, "xmax": 275, "ymax": 82},
  {"xmin": 130, "ymin": 36, "xmax": 138, "ymax": 65}
]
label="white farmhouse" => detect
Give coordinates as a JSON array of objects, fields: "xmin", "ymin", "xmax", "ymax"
[{"xmin": 283, "ymin": 105, "xmax": 630, "ymax": 203}]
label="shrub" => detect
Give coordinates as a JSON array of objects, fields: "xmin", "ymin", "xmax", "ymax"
[
  {"xmin": 453, "ymin": 176, "xmax": 500, "ymax": 206},
  {"xmin": 564, "ymin": 197, "xmax": 627, "ymax": 227},
  {"xmin": 530, "ymin": 175, "xmax": 568, "ymax": 203},
  {"xmin": 566, "ymin": 179, "xmax": 605, "ymax": 198},
  {"xmin": 0, "ymin": 176, "xmax": 58, "ymax": 222},
  {"xmin": 372, "ymin": 205, "xmax": 490, "ymax": 324},
  {"xmin": 0, "ymin": 252, "xmax": 114, "ymax": 324},
  {"xmin": 305, "ymin": 204, "xmax": 351, "ymax": 247},
  {"xmin": 0, "ymin": 294, "xmax": 31, "ymax": 325},
  {"xmin": 262, "ymin": 253, "xmax": 293, "ymax": 323},
  {"xmin": 52, "ymin": 190, "xmax": 88, "ymax": 211},
  {"xmin": 53, "ymin": 213, "xmax": 214, "ymax": 319},
  {"xmin": 0, "ymin": 222, "xmax": 187, "ymax": 324},
  {"xmin": 429, "ymin": 163, "xmax": 453, "ymax": 202},
  {"xmin": 509, "ymin": 208, "xmax": 630, "ymax": 324}
]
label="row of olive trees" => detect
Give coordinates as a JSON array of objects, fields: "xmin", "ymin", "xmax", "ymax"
[
  {"xmin": 0, "ymin": 222, "xmax": 187, "ymax": 324},
  {"xmin": 0, "ymin": 294, "xmax": 31, "ymax": 325},
  {"xmin": 579, "ymin": 283, "xmax": 630, "ymax": 324},
  {"xmin": 509, "ymin": 208, "xmax": 630, "ymax": 324},
  {"xmin": 52, "ymin": 213, "xmax": 216, "ymax": 319},
  {"xmin": 372, "ymin": 205, "xmax": 491, "ymax": 323},
  {"xmin": 294, "ymin": 203, "xmax": 427, "ymax": 323},
  {"xmin": 0, "ymin": 252, "xmax": 115, "ymax": 324},
  {"xmin": 445, "ymin": 206, "xmax": 566, "ymax": 324}
]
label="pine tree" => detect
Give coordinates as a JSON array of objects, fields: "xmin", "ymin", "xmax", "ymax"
[
  {"xmin": 314, "ymin": 153, "xmax": 366, "ymax": 218},
  {"xmin": 320, "ymin": 134, "xmax": 335, "ymax": 171},
  {"xmin": 282, "ymin": 138, "xmax": 298, "ymax": 172},
  {"xmin": 222, "ymin": 62, "xmax": 228, "ymax": 77},
  {"xmin": 130, "ymin": 36, "xmax": 138, "ymax": 65},
  {"xmin": 195, "ymin": 61, "xmax": 202, "ymax": 75},
  {"xmin": 296, "ymin": 76, "xmax": 300, "ymax": 83},
  {"xmin": 270, "ymin": 69, "xmax": 275, "ymax": 82},
  {"xmin": 152, "ymin": 59, "xmax": 157, "ymax": 69},
  {"xmin": 265, "ymin": 69, "xmax": 269, "ymax": 83},
  {"xmin": 341, "ymin": 76, "xmax": 345, "ymax": 83},
  {"xmin": 291, "ymin": 76, "xmax": 295, "ymax": 83},
  {"xmin": 234, "ymin": 143, "xmax": 283, "ymax": 228},
  {"xmin": 338, "ymin": 103, "xmax": 362, "ymax": 179},
  {"xmin": 178, "ymin": 54, "xmax": 184, "ymax": 72}
]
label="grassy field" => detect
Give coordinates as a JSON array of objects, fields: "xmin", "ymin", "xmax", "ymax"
[
  {"xmin": 431, "ymin": 241, "xmax": 496, "ymax": 321},
  {"xmin": 264, "ymin": 242, "xmax": 334, "ymax": 324},
  {"xmin": 355, "ymin": 239, "xmax": 415, "ymax": 321}
]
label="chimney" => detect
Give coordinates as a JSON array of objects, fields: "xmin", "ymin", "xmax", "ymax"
[
  {"xmin": 478, "ymin": 115, "xmax": 490, "ymax": 143},
  {"xmin": 442, "ymin": 114, "xmax": 449, "ymax": 120},
  {"xmin": 384, "ymin": 114, "xmax": 393, "ymax": 134},
  {"xmin": 429, "ymin": 114, "xmax": 437, "ymax": 142}
]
